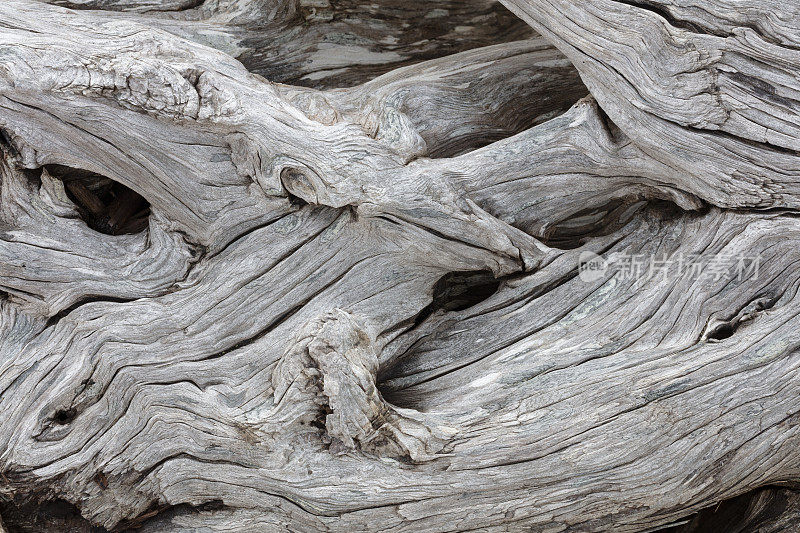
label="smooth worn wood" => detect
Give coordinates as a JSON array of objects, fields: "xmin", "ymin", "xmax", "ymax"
[{"xmin": 1, "ymin": 0, "xmax": 800, "ymax": 532}]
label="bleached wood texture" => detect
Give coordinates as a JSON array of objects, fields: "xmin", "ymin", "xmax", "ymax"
[
  {"xmin": 1, "ymin": 0, "xmax": 800, "ymax": 532},
  {"xmin": 38, "ymin": 0, "xmax": 536, "ymax": 88},
  {"xmin": 501, "ymin": 0, "xmax": 800, "ymax": 208},
  {"xmin": 668, "ymin": 486, "xmax": 800, "ymax": 532}
]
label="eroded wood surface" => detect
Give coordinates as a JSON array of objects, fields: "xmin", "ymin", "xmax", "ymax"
[{"xmin": 1, "ymin": 0, "xmax": 799, "ymax": 531}]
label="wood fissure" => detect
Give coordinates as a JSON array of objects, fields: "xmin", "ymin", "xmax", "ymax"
[{"xmin": 1, "ymin": 0, "xmax": 800, "ymax": 532}]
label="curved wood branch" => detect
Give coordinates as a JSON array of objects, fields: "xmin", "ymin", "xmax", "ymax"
[
  {"xmin": 500, "ymin": 0, "xmax": 800, "ymax": 209},
  {"xmin": 39, "ymin": 0, "xmax": 536, "ymax": 88},
  {"xmin": 1, "ymin": 1, "xmax": 799, "ymax": 532}
]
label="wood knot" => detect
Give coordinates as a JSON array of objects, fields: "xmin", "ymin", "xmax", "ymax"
[{"xmin": 271, "ymin": 309, "xmax": 456, "ymax": 462}]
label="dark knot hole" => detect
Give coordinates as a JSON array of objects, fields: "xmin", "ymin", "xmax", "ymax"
[{"xmin": 45, "ymin": 164, "xmax": 151, "ymax": 235}]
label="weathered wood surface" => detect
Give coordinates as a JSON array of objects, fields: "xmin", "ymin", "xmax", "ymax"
[
  {"xmin": 1, "ymin": 0, "xmax": 799, "ymax": 532},
  {"xmin": 665, "ymin": 486, "xmax": 800, "ymax": 533},
  {"xmin": 502, "ymin": 0, "xmax": 800, "ymax": 208},
  {"xmin": 39, "ymin": 0, "xmax": 536, "ymax": 88}
]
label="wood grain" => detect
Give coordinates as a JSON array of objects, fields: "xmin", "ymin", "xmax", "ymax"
[{"xmin": 1, "ymin": 0, "xmax": 799, "ymax": 531}]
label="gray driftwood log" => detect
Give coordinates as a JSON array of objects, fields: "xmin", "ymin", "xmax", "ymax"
[{"xmin": 1, "ymin": 0, "xmax": 800, "ymax": 531}]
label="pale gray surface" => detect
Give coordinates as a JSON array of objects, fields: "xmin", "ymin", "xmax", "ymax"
[{"xmin": 0, "ymin": 0, "xmax": 799, "ymax": 532}]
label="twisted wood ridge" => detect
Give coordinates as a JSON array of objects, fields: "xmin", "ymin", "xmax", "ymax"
[{"xmin": 1, "ymin": 0, "xmax": 800, "ymax": 531}]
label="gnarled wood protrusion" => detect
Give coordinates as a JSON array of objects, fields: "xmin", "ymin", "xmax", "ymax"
[{"xmin": 272, "ymin": 309, "xmax": 457, "ymax": 462}]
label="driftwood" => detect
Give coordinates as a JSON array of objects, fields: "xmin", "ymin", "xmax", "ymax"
[
  {"xmin": 1, "ymin": 0, "xmax": 800, "ymax": 531},
  {"xmin": 666, "ymin": 486, "xmax": 800, "ymax": 532}
]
